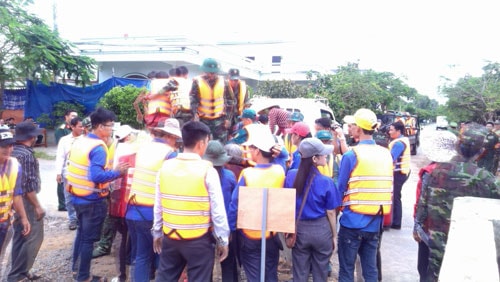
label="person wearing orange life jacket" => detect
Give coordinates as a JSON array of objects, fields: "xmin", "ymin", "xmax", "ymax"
[
  {"xmin": 8, "ymin": 122, "xmax": 45, "ymax": 282},
  {"xmin": 228, "ymin": 125, "xmax": 285, "ymax": 282},
  {"xmin": 315, "ymin": 130, "xmax": 336, "ymax": 178},
  {"xmin": 388, "ymin": 121, "xmax": 411, "ymax": 230},
  {"xmin": 226, "ymin": 68, "xmax": 249, "ymax": 131},
  {"xmin": 283, "ymin": 112, "xmax": 304, "ymax": 164},
  {"xmin": 337, "ymin": 109, "xmax": 393, "ymax": 282},
  {"xmin": 0, "ymin": 129, "xmax": 30, "ymax": 256},
  {"xmin": 126, "ymin": 119, "xmax": 181, "ymax": 282},
  {"xmin": 66, "ymin": 107, "xmax": 129, "ymax": 282},
  {"xmin": 152, "ymin": 121, "xmax": 229, "ymax": 281},
  {"xmin": 190, "ymin": 58, "xmax": 235, "ymax": 143}
]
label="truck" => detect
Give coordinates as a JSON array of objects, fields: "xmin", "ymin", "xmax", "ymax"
[{"xmin": 377, "ymin": 111, "xmax": 420, "ymax": 155}]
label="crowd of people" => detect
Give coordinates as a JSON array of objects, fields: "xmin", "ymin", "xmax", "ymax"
[{"xmin": 0, "ymin": 57, "xmax": 498, "ymax": 282}]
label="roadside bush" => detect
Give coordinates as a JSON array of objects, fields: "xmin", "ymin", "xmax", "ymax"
[
  {"xmin": 36, "ymin": 101, "xmax": 85, "ymax": 129},
  {"xmin": 98, "ymin": 85, "xmax": 145, "ymax": 129}
]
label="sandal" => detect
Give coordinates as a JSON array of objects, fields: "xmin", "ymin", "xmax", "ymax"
[{"xmin": 25, "ymin": 273, "xmax": 42, "ymax": 281}]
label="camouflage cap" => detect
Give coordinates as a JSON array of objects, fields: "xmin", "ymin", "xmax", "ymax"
[
  {"xmin": 82, "ymin": 116, "xmax": 92, "ymax": 129},
  {"xmin": 457, "ymin": 123, "xmax": 488, "ymax": 157}
]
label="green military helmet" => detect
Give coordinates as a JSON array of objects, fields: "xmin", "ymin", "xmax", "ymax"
[
  {"xmin": 458, "ymin": 123, "xmax": 488, "ymax": 158},
  {"xmin": 200, "ymin": 58, "xmax": 220, "ymax": 73},
  {"xmin": 289, "ymin": 112, "xmax": 304, "ymax": 122},
  {"xmin": 449, "ymin": 121, "xmax": 458, "ymax": 128}
]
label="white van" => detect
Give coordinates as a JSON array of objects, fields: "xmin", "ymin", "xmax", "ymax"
[
  {"xmin": 249, "ymin": 97, "xmax": 336, "ymax": 135},
  {"xmin": 436, "ymin": 115, "xmax": 448, "ymax": 130}
]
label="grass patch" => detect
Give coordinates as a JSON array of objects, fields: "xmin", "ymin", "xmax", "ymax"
[{"xmin": 34, "ymin": 150, "xmax": 56, "ymax": 160}]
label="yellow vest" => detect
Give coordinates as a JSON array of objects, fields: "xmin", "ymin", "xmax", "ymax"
[
  {"xmin": 66, "ymin": 137, "xmax": 110, "ymax": 197},
  {"xmin": 160, "ymin": 158, "xmax": 212, "ymax": 240},
  {"xmin": 229, "ymin": 81, "xmax": 247, "ymax": 116},
  {"xmin": 240, "ymin": 165, "xmax": 285, "ymax": 239},
  {"xmin": 343, "ymin": 144, "xmax": 393, "ymax": 215},
  {"xmin": 317, "ymin": 153, "xmax": 334, "ymax": 178},
  {"xmin": 196, "ymin": 77, "xmax": 225, "ymax": 120},
  {"xmin": 146, "ymin": 94, "xmax": 172, "ymax": 117},
  {"xmin": 284, "ymin": 133, "xmax": 296, "ymax": 168},
  {"xmin": 388, "ymin": 137, "xmax": 410, "ymax": 175},
  {"xmin": 0, "ymin": 158, "xmax": 19, "ymax": 222},
  {"xmin": 129, "ymin": 142, "xmax": 174, "ymax": 207}
]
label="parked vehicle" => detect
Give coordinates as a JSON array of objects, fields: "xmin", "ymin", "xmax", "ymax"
[
  {"xmin": 377, "ymin": 111, "xmax": 420, "ymax": 155},
  {"xmin": 436, "ymin": 115, "xmax": 448, "ymax": 130}
]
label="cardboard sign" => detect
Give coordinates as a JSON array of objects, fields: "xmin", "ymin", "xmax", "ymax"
[{"xmin": 237, "ymin": 187, "xmax": 296, "ymax": 233}]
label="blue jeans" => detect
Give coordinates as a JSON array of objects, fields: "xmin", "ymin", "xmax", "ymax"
[
  {"xmin": 63, "ymin": 178, "xmax": 77, "ymax": 224},
  {"xmin": 338, "ymin": 225, "xmax": 380, "ymax": 282},
  {"xmin": 72, "ymin": 200, "xmax": 107, "ymax": 282},
  {"xmin": 127, "ymin": 219, "xmax": 154, "ymax": 282},
  {"xmin": 238, "ymin": 232, "xmax": 280, "ymax": 282}
]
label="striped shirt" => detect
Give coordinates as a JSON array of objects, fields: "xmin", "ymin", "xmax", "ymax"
[
  {"xmin": 12, "ymin": 144, "xmax": 41, "ymax": 194},
  {"xmin": 268, "ymin": 108, "xmax": 289, "ymax": 135}
]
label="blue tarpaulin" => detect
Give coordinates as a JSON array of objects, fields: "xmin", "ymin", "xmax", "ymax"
[
  {"xmin": 3, "ymin": 88, "xmax": 27, "ymax": 110},
  {"xmin": 24, "ymin": 77, "xmax": 148, "ymax": 120}
]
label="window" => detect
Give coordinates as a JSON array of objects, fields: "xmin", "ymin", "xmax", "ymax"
[{"xmin": 272, "ymin": 56, "xmax": 282, "ymax": 66}]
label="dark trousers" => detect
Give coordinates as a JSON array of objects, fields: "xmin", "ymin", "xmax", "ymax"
[
  {"xmin": 57, "ymin": 182, "xmax": 66, "ymax": 210},
  {"xmin": 72, "ymin": 200, "xmax": 107, "ymax": 282},
  {"xmin": 155, "ymin": 233, "xmax": 215, "ymax": 282},
  {"xmin": 238, "ymin": 232, "xmax": 280, "ymax": 282},
  {"xmin": 8, "ymin": 197, "xmax": 44, "ymax": 282},
  {"xmin": 114, "ymin": 217, "xmax": 130, "ymax": 281},
  {"xmin": 221, "ymin": 238, "xmax": 239, "ymax": 282},
  {"xmin": 95, "ymin": 211, "xmax": 118, "ymax": 253},
  {"xmin": 417, "ymin": 241, "xmax": 429, "ymax": 282},
  {"xmin": 392, "ymin": 173, "xmax": 408, "ymax": 227}
]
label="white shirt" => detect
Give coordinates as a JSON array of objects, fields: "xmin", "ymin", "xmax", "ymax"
[
  {"xmin": 55, "ymin": 133, "xmax": 82, "ymax": 176},
  {"xmin": 152, "ymin": 153, "xmax": 229, "ymax": 246}
]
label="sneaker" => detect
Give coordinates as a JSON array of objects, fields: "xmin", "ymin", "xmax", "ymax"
[
  {"xmin": 69, "ymin": 221, "xmax": 78, "ymax": 230},
  {"xmin": 92, "ymin": 247, "xmax": 110, "ymax": 258}
]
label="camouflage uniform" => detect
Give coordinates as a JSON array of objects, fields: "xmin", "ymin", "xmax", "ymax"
[
  {"xmin": 190, "ymin": 75, "xmax": 234, "ymax": 143},
  {"xmin": 476, "ymin": 131, "xmax": 499, "ymax": 174},
  {"xmin": 415, "ymin": 139, "xmax": 500, "ymax": 281}
]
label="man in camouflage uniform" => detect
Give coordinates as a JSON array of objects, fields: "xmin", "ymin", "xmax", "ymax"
[
  {"xmin": 190, "ymin": 58, "xmax": 235, "ymax": 143},
  {"xmin": 476, "ymin": 121, "xmax": 499, "ymax": 174},
  {"xmin": 414, "ymin": 123, "xmax": 500, "ymax": 281}
]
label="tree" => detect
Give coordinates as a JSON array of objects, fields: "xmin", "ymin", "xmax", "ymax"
[
  {"xmin": 308, "ymin": 62, "xmax": 419, "ymax": 120},
  {"xmin": 253, "ymin": 79, "xmax": 308, "ymax": 99},
  {"xmin": 0, "ymin": 0, "xmax": 95, "ymax": 110},
  {"xmin": 98, "ymin": 85, "xmax": 145, "ymax": 129},
  {"xmin": 442, "ymin": 62, "xmax": 500, "ymax": 123}
]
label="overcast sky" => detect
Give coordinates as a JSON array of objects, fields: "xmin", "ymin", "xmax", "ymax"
[{"xmin": 30, "ymin": 0, "xmax": 500, "ymax": 103}]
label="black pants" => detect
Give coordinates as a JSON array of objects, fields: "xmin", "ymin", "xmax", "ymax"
[
  {"xmin": 155, "ymin": 233, "xmax": 215, "ymax": 282},
  {"xmin": 392, "ymin": 173, "xmax": 408, "ymax": 227},
  {"xmin": 417, "ymin": 241, "xmax": 429, "ymax": 282}
]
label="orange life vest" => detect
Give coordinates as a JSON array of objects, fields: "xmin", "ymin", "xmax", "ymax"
[
  {"xmin": 129, "ymin": 142, "xmax": 174, "ymax": 207},
  {"xmin": 342, "ymin": 144, "xmax": 393, "ymax": 215},
  {"xmin": 160, "ymin": 158, "xmax": 212, "ymax": 240},
  {"xmin": 0, "ymin": 158, "xmax": 19, "ymax": 222},
  {"xmin": 239, "ymin": 165, "xmax": 285, "ymax": 239},
  {"xmin": 388, "ymin": 137, "xmax": 410, "ymax": 175},
  {"xmin": 196, "ymin": 77, "xmax": 225, "ymax": 120},
  {"xmin": 66, "ymin": 137, "xmax": 111, "ymax": 197}
]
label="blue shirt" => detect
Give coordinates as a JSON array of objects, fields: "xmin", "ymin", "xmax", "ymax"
[
  {"xmin": 73, "ymin": 134, "xmax": 121, "ymax": 205},
  {"xmin": 126, "ymin": 139, "xmax": 177, "ymax": 221},
  {"xmin": 285, "ymin": 166, "xmax": 340, "ymax": 220},
  {"xmin": 337, "ymin": 139, "xmax": 382, "ymax": 232},
  {"xmin": 272, "ymin": 147, "xmax": 289, "ymax": 172},
  {"xmin": 390, "ymin": 136, "xmax": 406, "ymax": 163},
  {"xmin": 289, "ymin": 149, "xmax": 301, "ymax": 170},
  {"xmin": 219, "ymin": 168, "xmax": 237, "ymax": 214}
]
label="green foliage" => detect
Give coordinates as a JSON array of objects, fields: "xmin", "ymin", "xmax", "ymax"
[
  {"xmin": 0, "ymin": 0, "xmax": 96, "ymax": 109},
  {"xmin": 35, "ymin": 101, "xmax": 85, "ymax": 129},
  {"xmin": 253, "ymin": 80, "xmax": 308, "ymax": 98},
  {"xmin": 98, "ymin": 85, "xmax": 144, "ymax": 129},
  {"xmin": 308, "ymin": 62, "xmax": 423, "ymax": 120},
  {"xmin": 442, "ymin": 62, "xmax": 500, "ymax": 123}
]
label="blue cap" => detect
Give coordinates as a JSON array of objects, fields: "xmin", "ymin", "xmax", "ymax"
[
  {"xmin": 316, "ymin": 130, "xmax": 332, "ymax": 140},
  {"xmin": 239, "ymin": 109, "xmax": 256, "ymax": 120},
  {"xmin": 289, "ymin": 112, "xmax": 304, "ymax": 122}
]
